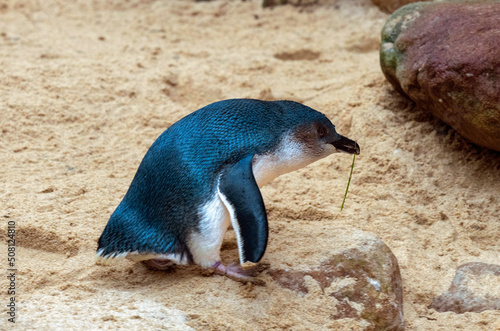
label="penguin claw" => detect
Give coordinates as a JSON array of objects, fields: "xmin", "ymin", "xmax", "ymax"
[{"xmin": 210, "ymin": 261, "xmax": 267, "ymax": 286}]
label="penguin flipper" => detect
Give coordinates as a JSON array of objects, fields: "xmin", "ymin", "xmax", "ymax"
[{"xmin": 218, "ymin": 154, "xmax": 268, "ymax": 264}]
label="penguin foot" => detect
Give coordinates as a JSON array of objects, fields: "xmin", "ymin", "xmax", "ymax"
[
  {"xmin": 211, "ymin": 262, "xmax": 268, "ymax": 286},
  {"xmin": 142, "ymin": 259, "xmax": 175, "ymax": 271}
]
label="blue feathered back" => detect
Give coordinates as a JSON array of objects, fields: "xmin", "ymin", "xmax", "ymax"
[{"xmin": 97, "ymin": 99, "xmax": 330, "ymax": 260}]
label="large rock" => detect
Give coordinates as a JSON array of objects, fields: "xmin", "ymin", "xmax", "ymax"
[
  {"xmin": 267, "ymin": 228, "xmax": 404, "ymax": 330},
  {"xmin": 380, "ymin": 1, "xmax": 500, "ymax": 151},
  {"xmin": 429, "ymin": 262, "xmax": 500, "ymax": 313}
]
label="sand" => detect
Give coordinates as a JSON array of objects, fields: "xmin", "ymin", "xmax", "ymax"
[{"xmin": 1, "ymin": 0, "xmax": 499, "ymax": 329}]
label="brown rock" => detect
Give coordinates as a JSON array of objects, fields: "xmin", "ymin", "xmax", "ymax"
[
  {"xmin": 268, "ymin": 229, "xmax": 404, "ymax": 330},
  {"xmin": 380, "ymin": 2, "xmax": 500, "ymax": 151},
  {"xmin": 429, "ymin": 262, "xmax": 500, "ymax": 313}
]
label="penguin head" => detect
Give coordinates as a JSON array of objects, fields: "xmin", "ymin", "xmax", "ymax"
[
  {"xmin": 290, "ymin": 117, "xmax": 360, "ymax": 161},
  {"xmin": 252, "ymin": 101, "xmax": 360, "ymax": 188},
  {"xmin": 276, "ymin": 101, "xmax": 360, "ymax": 159}
]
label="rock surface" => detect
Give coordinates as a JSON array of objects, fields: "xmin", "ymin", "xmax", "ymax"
[
  {"xmin": 429, "ymin": 262, "xmax": 500, "ymax": 313},
  {"xmin": 380, "ymin": 1, "xmax": 500, "ymax": 151},
  {"xmin": 372, "ymin": 0, "xmax": 428, "ymax": 13},
  {"xmin": 268, "ymin": 228, "xmax": 404, "ymax": 331}
]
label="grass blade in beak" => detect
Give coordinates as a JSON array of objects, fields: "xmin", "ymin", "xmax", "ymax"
[{"xmin": 340, "ymin": 143, "xmax": 357, "ymax": 211}]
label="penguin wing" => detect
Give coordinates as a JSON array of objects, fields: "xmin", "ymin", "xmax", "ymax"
[{"xmin": 218, "ymin": 154, "xmax": 268, "ymax": 264}]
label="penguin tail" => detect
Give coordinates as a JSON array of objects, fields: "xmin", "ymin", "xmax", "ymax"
[
  {"xmin": 95, "ymin": 231, "xmax": 195, "ymax": 266},
  {"xmin": 96, "ymin": 209, "xmax": 195, "ymax": 266},
  {"xmin": 95, "ymin": 248, "xmax": 128, "ymax": 265}
]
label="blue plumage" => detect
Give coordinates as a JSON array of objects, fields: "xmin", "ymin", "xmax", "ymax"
[{"xmin": 97, "ymin": 99, "xmax": 359, "ymax": 270}]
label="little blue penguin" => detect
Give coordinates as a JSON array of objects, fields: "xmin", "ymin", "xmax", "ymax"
[{"xmin": 97, "ymin": 99, "xmax": 360, "ymax": 283}]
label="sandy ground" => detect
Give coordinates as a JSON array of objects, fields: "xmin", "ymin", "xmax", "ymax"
[{"xmin": 1, "ymin": 0, "xmax": 499, "ymax": 329}]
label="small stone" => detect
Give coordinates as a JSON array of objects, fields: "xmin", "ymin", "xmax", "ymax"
[
  {"xmin": 380, "ymin": 2, "xmax": 500, "ymax": 151},
  {"xmin": 429, "ymin": 262, "xmax": 500, "ymax": 313},
  {"xmin": 268, "ymin": 229, "xmax": 404, "ymax": 330}
]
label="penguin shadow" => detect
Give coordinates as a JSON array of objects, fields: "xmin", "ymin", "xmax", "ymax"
[{"xmin": 91, "ymin": 259, "xmax": 204, "ymax": 290}]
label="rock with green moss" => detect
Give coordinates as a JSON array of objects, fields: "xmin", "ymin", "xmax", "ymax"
[{"xmin": 380, "ymin": 1, "xmax": 500, "ymax": 151}]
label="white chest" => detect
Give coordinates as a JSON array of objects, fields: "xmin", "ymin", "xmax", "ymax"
[{"xmin": 252, "ymin": 136, "xmax": 316, "ymax": 188}]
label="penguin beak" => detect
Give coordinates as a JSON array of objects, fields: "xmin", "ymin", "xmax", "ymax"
[{"xmin": 331, "ymin": 134, "xmax": 360, "ymax": 155}]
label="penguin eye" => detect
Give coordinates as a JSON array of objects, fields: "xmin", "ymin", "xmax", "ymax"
[{"xmin": 318, "ymin": 126, "xmax": 327, "ymax": 138}]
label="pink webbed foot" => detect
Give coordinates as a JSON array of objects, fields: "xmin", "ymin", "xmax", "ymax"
[
  {"xmin": 142, "ymin": 259, "xmax": 175, "ymax": 271},
  {"xmin": 210, "ymin": 261, "xmax": 269, "ymax": 285}
]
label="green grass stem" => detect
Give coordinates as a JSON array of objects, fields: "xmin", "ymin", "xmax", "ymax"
[{"xmin": 340, "ymin": 152, "xmax": 356, "ymax": 211}]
